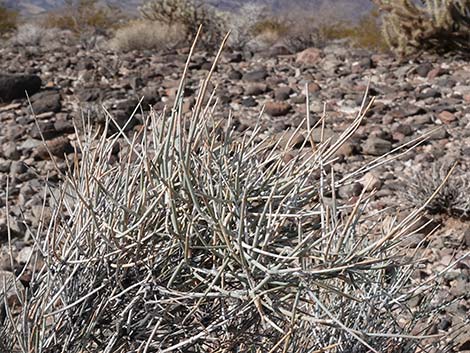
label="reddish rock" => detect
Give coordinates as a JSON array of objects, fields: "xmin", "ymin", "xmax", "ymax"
[
  {"xmin": 296, "ymin": 48, "xmax": 322, "ymax": 66},
  {"xmin": 264, "ymin": 102, "xmax": 291, "ymax": 117},
  {"xmin": 438, "ymin": 110, "xmax": 456, "ymax": 124}
]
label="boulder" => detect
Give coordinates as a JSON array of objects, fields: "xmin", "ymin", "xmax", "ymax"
[{"xmin": 0, "ymin": 74, "xmax": 41, "ymax": 102}]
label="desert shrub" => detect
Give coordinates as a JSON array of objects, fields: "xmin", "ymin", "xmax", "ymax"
[
  {"xmin": 0, "ymin": 1, "xmax": 18, "ymax": 35},
  {"xmin": 140, "ymin": 0, "xmax": 225, "ymax": 48},
  {"xmin": 278, "ymin": 15, "xmax": 323, "ymax": 52},
  {"xmin": 317, "ymin": 9, "xmax": 388, "ymax": 51},
  {"xmin": 225, "ymin": 3, "xmax": 270, "ymax": 49},
  {"xmin": 10, "ymin": 23, "xmax": 46, "ymax": 46},
  {"xmin": 109, "ymin": 19, "xmax": 186, "ymax": 52},
  {"xmin": 0, "ymin": 40, "xmax": 461, "ymax": 352},
  {"xmin": 42, "ymin": 0, "xmax": 124, "ymax": 35},
  {"xmin": 373, "ymin": 0, "xmax": 470, "ymax": 55}
]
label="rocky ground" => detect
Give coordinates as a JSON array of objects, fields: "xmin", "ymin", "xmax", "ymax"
[{"xmin": 0, "ymin": 35, "xmax": 469, "ymax": 350}]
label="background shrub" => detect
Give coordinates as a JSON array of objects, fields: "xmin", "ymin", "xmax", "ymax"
[
  {"xmin": 317, "ymin": 9, "xmax": 388, "ymax": 51},
  {"xmin": 373, "ymin": 0, "xmax": 470, "ymax": 55},
  {"xmin": 0, "ymin": 1, "xmax": 18, "ymax": 36},
  {"xmin": 108, "ymin": 19, "xmax": 186, "ymax": 52},
  {"xmin": 140, "ymin": 0, "xmax": 225, "ymax": 48},
  {"xmin": 42, "ymin": 0, "xmax": 124, "ymax": 35}
]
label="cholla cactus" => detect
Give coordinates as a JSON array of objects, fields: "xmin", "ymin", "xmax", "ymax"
[
  {"xmin": 373, "ymin": 0, "xmax": 470, "ymax": 55},
  {"xmin": 401, "ymin": 160, "xmax": 470, "ymax": 219},
  {"xmin": 0, "ymin": 40, "xmax": 464, "ymax": 352},
  {"xmin": 139, "ymin": 0, "xmax": 225, "ymax": 48}
]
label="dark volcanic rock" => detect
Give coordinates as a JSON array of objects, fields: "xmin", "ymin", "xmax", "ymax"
[
  {"xmin": 30, "ymin": 90, "xmax": 62, "ymax": 114},
  {"xmin": 0, "ymin": 74, "xmax": 41, "ymax": 102},
  {"xmin": 243, "ymin": 68, "xmax": 268, "ymax": 82}
]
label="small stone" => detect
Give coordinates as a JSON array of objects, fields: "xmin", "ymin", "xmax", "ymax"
[
  {"xmin": 362, "ymin": 137, "xmax": 392, "ymax": 156},
  {"xmin": 242, "ymin": 68, "xmax": 268, "ymax": 82},
  {"xmin": 307, "ymin": 82, "xmax": 321, "ymax": 93},
  {"xmin": 415, "ymin": 63, "xmax": 433, "ymax": 77},
  {"xmin": 275, "ymin": 130, "xmax": 305, "ymax": 150},
  {"xmin": 274, "ymin": 86, "xmax": 292, "ymax": 101},
  {"xmin": 0, "ymin": 216, "xmax": 26, "ymax": 240},
  {"xmin": 30, "ymin": 90, "xmax": 62, "ymax": 114},
  {"xmin": 296, "ymin": 48, "xmax": 322, "ymax": 66},
  {"xmin": 241, "ymin": 96, "xmax": 258, "ymax": 107},
  {"xmin": 228, "ymin": 70, "xmax": 242, "ymax": 80},
  {"xmin": 9, "ymin": 161, "xmax": 28, "ymax": 176},
  {"xmin": 264, "ymin": 102, "xmax": 291, "ymax": 117},
  {"xmin": 2, "ymin": 143, "xmax": 21, "ymax": 160},
  {"xmin": 438, "ymin": 110, "xmax": 456, "ymax": 124},
  {"xmin": 244, "ymin": 83, "xmax": 268, "ymax": 96},
  {"xmin": 35, "ymin": 137, "xmax": 73, "ymax": 160},
  {"xmin": 338, "ymin": 182, "xmax": 363, "ymax": 199}
]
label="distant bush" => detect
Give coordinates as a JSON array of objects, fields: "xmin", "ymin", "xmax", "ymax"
[
  {"xmin": 244, "ymin": 7, "xmax": 387, "ymax": 54},
  {"xmin": 109, "ymin": 19, "xmax": 186, "ymax": 52},
  {"xmin": 42, "ymin": 0, "xmax": 124, "ymax": 35},
  {"xmin": 317, "ymin": 9, "xmax": 388, "ymax": 51},
  {"xmin": 11, "ymin": 23, "xmax": 46, "ymax": 46},
  {"xmin": 0, "ymin": 1, "xmax": 18, "ymax": 35},
  {"xmin": 373, "ymin": 0, "xmax": 470, "ymax": 55},
  {"xmin": 225, "ymin": 4, "xmax": 269, "ymax": 49},
  {"xmin": 140, "ymin": 0, "xmax": 225, "ymax": 48}
]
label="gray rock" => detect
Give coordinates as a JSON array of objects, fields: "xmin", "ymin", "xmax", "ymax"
[
  {"xmin": 30, "ymin": 90, "xmax": 62, "ymax": 114},
  {"xmin": 243, "ymin": 68, "xmax": 268, "ymax": 82},
  {"xmin": 2, "ymin": 143, "xmax": 21, "ymax": 161},
  {"xmin": 362, "ymin": 137, "xmax": 392, "ymax": 156},
  {"xmin": 274, "ymin": 86, "xmax": 292, "ymax": 101},
  {"xmin": 244, "ymin": 83, "xmax": 268, "ymax": 96}
]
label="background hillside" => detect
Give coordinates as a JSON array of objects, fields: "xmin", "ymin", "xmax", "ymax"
[{"xmin": 5, "ymin": 0, "xmax": 373, "ymax": 20}]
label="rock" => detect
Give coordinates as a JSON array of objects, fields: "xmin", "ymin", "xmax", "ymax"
[
  {"xmin": 9, "ymin": 161, "xmax": 27, "ymax": 176},
  {"xmin": 438, "ymin": 110, "xmax": 456, "ymax": 124},
  {"xmin": 242, "ymin": 67, "xmax": 268, "ymax": 82},
  {"xmin": 362, "ymin": 137, "xmax": 392, "ymax": 156},
  {"xmin": 0, "ymin": 74, "xmax": 41, "ymax": 102},
  {"xmin": 274, "ymin": 86, "xmax": 292, "ymax": 101},
  {"xmin": 228, "ymin": 70, "xmax": 243, "ymax": 80},
  {"xmin": 241, "ymin": 97, "xmax": 258, "ymax": 107},
  {"xmin": 0, "ymin": 216, "xmax": 26, "ymax": 240},
  {"xmin": 35, "ymin": 136, "xmax": 73, "ymax": 160},
  {"xmin": 415, "ymin": 63, "xmax": 433, "ymax": 77},
  {"xmin": 0, "ymin": 159, "xmax": 11, "ymax": 173},
  {"xmin": 296, "ymin": 48, "xmax": 322, "ymax": 66},
  {"xmin": 310, "ymin": 128, "xmax": 336, "ymax": 143},
  {"xmin": 244, "ymin": 83, "xmax": 268, "ymax": 96},
  {"xmin": 338, "ymin": 182, "xmax": 363, "ymax": 199},
  {"xmin": 30, "ymin": 121, "xmax": 59, "ymax": 140},
  {"xmin": 30, "ymin": 90, "xmax": 62, "ymax": 114},
  {"xmin": 77, "ymin": 87, "xmax": 101, "ymax": 102},
  {"xmin": 463, "ymin": 228, "xmax": 470, "ymax": 248},
  {"xmin": 2, "ymin": 143, "xmax": 21, "ymax": 160},
  {"xmin": 264, "ymin": 102, "xmax": 291, "ymax": 117},
  {"xmin": 275, "ymin": 130, "xmax": 305, "ymax": 150}
]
